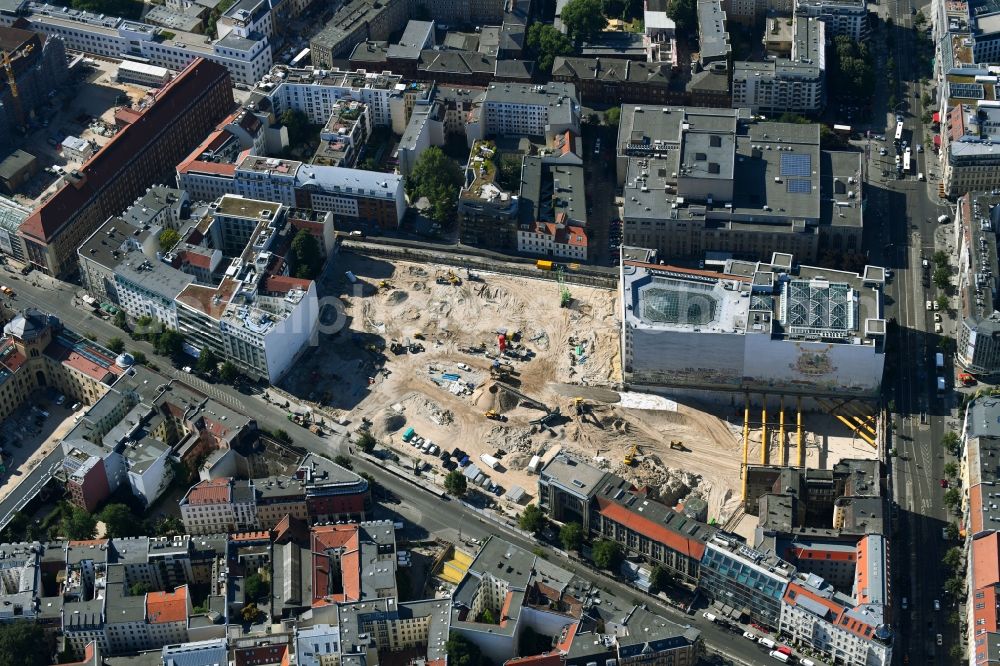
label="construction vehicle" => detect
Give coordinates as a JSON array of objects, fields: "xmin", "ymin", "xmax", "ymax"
[
  {"xmin": 669, "ymin": 440, "xmax": 689, "ymax": 452},
  {"xmin": 959, "ymin": 372, "xmax": 977, "ymax": 386},
  {"xmin": 389, "ymin": 341, "xmax": 406, "ymax": 355},
  {"xmin": 484, "ymin": 409, "xmax": 508, "ymax": 422},
  {"xmin": 624, "ymin": 444, "xmax": 639, "ymax": 466},
  {"xmin": 407, "ymin": 340, "xmax": 425, "ymax": 353},
  {"xmin": 413, "ymin": 332, "xmax": 426, "ymax": 340},
  {"xmin": 378, "ymin": 280, "xmax": 393, "ymax": 290},
  {"xmin": 447, "ymin": 271, "xmax": 461, "ymax": 285},
  {"xmin": 572, "ymin": 397, "xmax": 587, "ymax": 415}
]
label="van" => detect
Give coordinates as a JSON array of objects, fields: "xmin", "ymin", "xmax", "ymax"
[
  {"xmin": 800, "ymin": 660, "xmax": 816, "ymax": 666},
  {"xmin": 918, "ymin": 172, "xmax": 925, "ymax": 181},
  {"xmin": 702, "ymin": 612, "xmax": 717, "ymax": 622},
  {"xmin": 926, "ymin": 300, "xmax": 933, "ymax": 311},
  {"xmin": 768, "ymin": 652, "xmax": 789, "ymax": 663},
  {"xmin": 758, "ymin": 637, "xmax": 776, "ymax": 649}
]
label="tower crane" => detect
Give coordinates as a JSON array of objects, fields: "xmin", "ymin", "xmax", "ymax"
[{"xmin": 2, "ymin": 42, "xmax": 34, "ymax": 131}]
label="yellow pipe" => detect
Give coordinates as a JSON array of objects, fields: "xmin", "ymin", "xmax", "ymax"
[
  {"xmin": 761, "ymin": 399, "xmax": 768, "ymax": 465},
  {"xmin": 779, "ymin": 396, "xmax": 786, "ymax": 466},
  {"xmin": 797, "ymin": 397, "xmax": 804, "ymax": 468},
  {"xmin": 742, "ymin": 394, "xmax": 750, "ymax": 501}
]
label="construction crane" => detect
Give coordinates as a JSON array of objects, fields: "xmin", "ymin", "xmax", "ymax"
[
  {"xmin": 556, "ymin": 266, "xmax": 571, "ymax": 307},
  {"xmin": 1, "ymin": 43, "xmax": 33, "ymax": 131}
]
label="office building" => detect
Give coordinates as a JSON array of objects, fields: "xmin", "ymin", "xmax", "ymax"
[
  {"xmin": 19, "ymin": 58, "xmax": 232, "ymax": 277},
  {"xmin": 956, "ymin": 191, "xmax": 1000, "ymax": 375},
  {"xmin": 1, "ymin": 2, "xmax": 272, "ymax": 85},
  {"xmin": 943, "ymin": 103, "xmax": 1000, "ymax": 197},
  {"xmin": 794, "ymin": 0, "xmax": 868, "ymax": 39},
  {"xmin": 480, "ymin": 81, "xmax": 580, "ymax": 140},
  {"xmin": 617, "ymin": 107, "xmax": 863, "ymax": 263},
  {"xmin": 0, "ymin": 195, "xmax": 29, "ymax": 262},
  {"xmin": 620, "ymin": 254, "xmax": 887, "ymax": 396}
]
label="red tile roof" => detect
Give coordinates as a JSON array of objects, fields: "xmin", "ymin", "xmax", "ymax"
[
  {"xmin": 974, "ymin": 532, "xmax": 1000, "ymax": 592},
  {"xmin": 46, "ymin": 341, "xmax": 120, "ymax": 382},
  {"xmin": 261, "ymin": 275, "xmax": 312, "ymax": 295},
  {"xmin": 177, "ymin": 249, "xmax": 214, "ymax": 269},
  {"xmin": 146, "ymin": 586, "xmax": 188, "ymax": 624},
  {"xmin": 310, "ymin": 524, "xmax": 361, "ymax": 606},
  {"xmin": 505, "ymin": 654, "xmax": 563, "ymax": 666},
  {"xmin": 185, "ymin": 478, "xmax": 231, "ymax": 505},
  {"xmin": 21, "ymin": 58, "xmax": 231, "ymax": 243},
  {"xmin": 597, "ymin": 499, "xmax": 705, "ymax": 560}
]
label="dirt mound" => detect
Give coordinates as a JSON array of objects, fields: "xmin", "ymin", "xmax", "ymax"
[
  {"xmin": 386, "ymin": 290, "xmax": 408, "ymax": 305},
  {"xmin": 491, "ymin": 386, "xmax": 521, "ymax": 413},
  {"xmin": 379, "ymin": 410, "xmax": 406, "ymax": 433}
]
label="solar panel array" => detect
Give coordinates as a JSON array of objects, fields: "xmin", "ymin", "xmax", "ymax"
[
  {"xmin": 787, "ymin": 179, "xmax": 812, "ymax": 194},
  {"xmin": 779, "ymin": 153, "xmax": 812, "ymax": 177},
  {"xmin": 949, "ymin": 82, "xmax": 985, "ymax": 99}
]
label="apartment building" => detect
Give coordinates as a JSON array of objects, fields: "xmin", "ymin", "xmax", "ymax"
[
  {"xmin": 2, "ymin": 2, "xmax": 272, "ymax": 85},
  {"xmin": 732, "ymin": 16, "xmax": 825, "ymax": 114},
  {"xmin": 175, "ymin": 109, "xmax": 265, "ymax": 203},
  {"xmin": 451, "ymin": 535, "xmax": 701, "ymax": 665},
  {"xmin": 794, "ymin": 0, "xmax": 868, "ymax": 39},
  {"xmin": 550, "ymin": 57, "xmax": 685, "ymax": 106},
  {"xmin": 971, "ymin": 0, "xmax": 1000, "ymax": 62},
  {"xmin": 179, "ymin": 478, "xmax": 258, "ymax": 534},
  {"xmin": 480, "ymin": 81, "xmax": 580, "ymax": 139},
  {"xmin": 312, "ymin": 99, "xmax": 372, "ymax": 167},
  {"xmin": 698, "ymin": 0, "xmax": 732, "ymax": 67},
  {"xmin": 19, "ymin": 58, "xmax": 232, "ymax": 277},
  {"xmin": 943, "ymin": 103, "xmax": 1000, "ymax": 197},
  {"xmin": 955, "ymin": 192, "xmax": 1000, "ymax": 375}
]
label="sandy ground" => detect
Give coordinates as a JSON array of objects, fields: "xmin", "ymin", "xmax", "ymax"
[{"xmin": 284, "ymin": 256, "xmax": 880, "ymax": 525}]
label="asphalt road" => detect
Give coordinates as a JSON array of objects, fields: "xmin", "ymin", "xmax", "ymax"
[
  {"xmin": 870, "ymin": 0, "xmax": 959, "ymax": 661},
  {"xmin": 3, "ymin": 271, "xmax": 774, "ymax": 665}
]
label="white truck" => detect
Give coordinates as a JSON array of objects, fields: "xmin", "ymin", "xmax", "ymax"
[{"xmin": 768, "ymin": 652, "xmax": 790, "ymax": 663}]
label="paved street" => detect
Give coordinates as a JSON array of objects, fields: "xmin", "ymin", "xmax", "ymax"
[{"xmin": 0, "ymin": 268, "xmax": 776, "ymax": 665}]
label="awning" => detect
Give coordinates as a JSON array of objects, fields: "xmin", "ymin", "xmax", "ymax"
[
  {"xmin": 934, "ymin": 135, "xmax": 942, "ymax": 146},
  {"xmin": 933, "ymin": 112, "xmax": 941, "ymax": 123}
]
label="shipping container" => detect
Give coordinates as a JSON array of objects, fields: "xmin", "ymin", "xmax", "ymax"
[{"xmin": 480, "ymin": 453, "xmax": 500, "ymax": 469}]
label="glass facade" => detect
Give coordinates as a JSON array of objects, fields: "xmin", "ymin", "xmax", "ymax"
[{"xmin": 697, "ymin": 543, "xmax": 790, "ymax": 626}]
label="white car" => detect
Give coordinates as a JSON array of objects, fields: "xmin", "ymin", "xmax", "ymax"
[
  {"xmin": 457, "ymin": 363, "xmax": 471, "ymax": 371},
  {"xmin": 743, "ymin": 631, "xmax": 757, "ymax": 640},
  {"xmin": 935, "ymin": 323, "xmax": 943, "ymax": 334},
  {"xmin": 879, "ymin": 148, "xmax": 888, "ymax": 156},
  {"xmin": 936, "ymin": 634, "xmax": 943, "ymax": 645},
  {"xmin": 934, "ymin": 300, "xmax": 940, "ymax": 310},
  {"xmin": 926, "ymin": 300, "xmax": 933, "ymax": 311},
  {"xmin": 902, "ymin": 597, "xmax": 908, "ymax": 610},
  {"xmin": 934, "ymin": 599, "xmax": 941, "ymax": 611}
]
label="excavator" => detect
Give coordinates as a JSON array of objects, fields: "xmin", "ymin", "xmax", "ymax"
[
  {"xmin": 623, "ymin": 444, "xmax": 639, "ymax": 466},
  {"xmin": 484, "ymin": 409, "xmax": 508, "ymax": 422}
]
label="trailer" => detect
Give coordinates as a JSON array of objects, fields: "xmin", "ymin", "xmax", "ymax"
[{"xmin": 480, "ymin": 453, "xmax": 500, "ymax": 470}]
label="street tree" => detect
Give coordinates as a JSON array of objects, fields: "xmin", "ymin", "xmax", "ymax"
[
  {"xmin": 559, "ymin": 522, "xmax": 583, "ymax": 551},
  {"xmin": 107, "ymin": 337, "xmax": 125, "ymax": 354},
  {"xmin": 942, "ymin": 431, "xmax": 961, "ymax": 455},
  {"xmin": 219, "ymin": 361, "xmax": 239, "ymax": 384},
  {"xmin": 518, "ymin": 504, "xmax": 547, "ymax": 534},
  {"xmin": 561, "ymin": 0, "xmax": 605, "ymax": 42},
  {"xmin": 0, "ymin": 622, "xmax": 47, "ymax": 666},
  {"xmin": 154, "ymin": 330, "xmax": 184, "ymax": 358},
  {"xmin": 445, "ymin": 634, "xmax": 482, "ymax": 666},
  {"xmin": 591, "ymin": 540, "xmax": 622, "ymax": 570},
  {"xmin": 943, "ymin": 546, "xmax": 964, "ymax": 572},
  {"xmin": 944, "ymin": 461, "xmax": 958, "ymax": 477},
  {"xmin": 444, "ymin": 470, "xmax": 468, "ymax": 496},
  {"xmin": 943, "ymin": 487, "xmax": 961, "ymax": 510},
  {"xmin": 196, "ymin": 347, "xmax": 219, "ymax": 376},
  {"xmin": 131, "ymin": 350, "xmax": 147, "ymax": 365},
  {"xmin": 355, "ymin": 431, "xmax": 377, "ymax": 453}
]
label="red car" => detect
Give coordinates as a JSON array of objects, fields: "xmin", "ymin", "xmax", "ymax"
[
  {"xmin": 777, "ymin": 646, "xmax": 792, "ymax": 656},
  {"xmin": 940, "ymin": 479, "xmax": 949, "ymax": 488}
]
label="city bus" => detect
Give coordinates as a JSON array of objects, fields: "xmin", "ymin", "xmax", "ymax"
[
  {"xmin": 903, "ymin": 147, "xmax": 912, "ymax": 173},
  {"xmin": 894, "ymin": 120, "xmax": 904, "ymax": 142}
]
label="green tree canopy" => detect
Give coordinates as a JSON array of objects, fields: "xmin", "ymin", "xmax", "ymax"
[
  {"xmin": 196, "ymin": 347, "xmax": 219, "ymax": 376},
  {"xmin": 154, "ymin": 330, "xmax": 184, "ymax": 358},
  {"xmin": 219, "ymin": 361, "xmax": 239, "ymax": 384},
  {"xmin": 334, "ymin": 454, "xmax": 353, "ymax": 469},
  {"xmin": 559, "ymin": 522, "xmax": 583, "ymax": 551},
  {"xmin": 0, "ymin": 622, "xmax": 48, "ymax": 666},
  {"xmin": 107, "ymin": 337, "xmax": 125, "ymax": 354},
  {"xmin": 650, "ymin": 565, "xmax": 670, "ymax": 593},
  {"xmin": 561, "ymin": 0, "xmax": 605, "ymax": 42},
  {"xmin": 407, "ymin": 147, "xmax": 463, "ymax": 229},
  {"xmin": 444, "ymin": 470, "xmax": 468, "ymax": 496},
  {"xmin": 592, "ymin": 539, "xmax": 622, "ymax": 570},
  {"xmin": 605, "ymin": 106, "xmax": 621, "ymax": 126},
  {"xmin": 943, "ymin": 487, "xmax": 961, "ymax": 509},
  {"xmin": 158, "ymin": 228, "xmax": 181, "ymax": 252},
  {"xmin": 99, "ymin": 503, "xmax": 141, "ymax": 538},
  {"xmin": 943, "ymin": 546, "xmax": 964, "ymax": 572},
  {"xmin": 355, "ymin": 430, "xmax": 377, "ymax": 453},
  {"xmin": 281, "ymin": 109, "xmax": 312, "ymax": 146},
  {"xmin": 828, "ymin": 36, "xmax": 874, "ymax": 102},
  {"xmin": 131, "ymin": 350, "xmax": 147, "ymax": 365},
  {"xmin": 518, "ymin": 504, "xmax": 547, "ymax": 533},
  {"xmin": 291, "ymin": 229, "xmax": 323, "ymax": 279},
  {"xmin": 130, "ymin": 582, "xmax": 152, "ymax": 596},
  {"xmin": 241, "ymin": 603, "xmax": 263, "ymax": 624},
  {"xmin": 667, "ymin": 0, "xmax": 697, "ymax": 35},
  {"xmin": 933, "ymin": 266, "xmax": 952, "ymax": 290},
  {"xmin": 244, "ymin": 573, "xmax": 269, "ymax": 601},
  {"xmin": 61, "ymin": 505, "xmax": 96, "ymax": 540},
  {"xmin": 526, "ymin": 23, "xmax": 574, "ymax": 73},
  {"xmin": 446, "ymin": 634, "xmax": 482, "ymax": 666}
]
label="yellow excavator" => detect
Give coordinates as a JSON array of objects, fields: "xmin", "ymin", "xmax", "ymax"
[
  {"xmin": 484, "ymin": 409, "xmax": 508, "ymax": 422},
  {"xmin": 623, "ymin": 443, "xmax": 639, "ymax": 466}
]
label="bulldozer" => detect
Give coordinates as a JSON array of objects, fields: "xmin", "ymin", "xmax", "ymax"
[
  {"xmin": 669, "ymin": 440, "xmax": 689, "ymax": 452},
  {"xmin": 484, "ymin": 409, "xmax": 508, "ymax": 422}
]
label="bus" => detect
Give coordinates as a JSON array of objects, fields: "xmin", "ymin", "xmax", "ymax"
[
  {"xmin": 903, "ymin": 147, "xmax": 912, "ymax": 173},
  {"xmin": 895, "ymin": 120, "xmax": 904, "ymax": 142}
]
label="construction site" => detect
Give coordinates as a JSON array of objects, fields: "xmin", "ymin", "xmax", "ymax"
[{"xmin": 281, "ymin": 254, "xmax": 883, "ymax": 526}]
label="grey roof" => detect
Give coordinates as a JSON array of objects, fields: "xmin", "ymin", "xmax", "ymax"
[
  {"xmin": 79, "ymin": 217, "xmax": 149, "ymax": 272},
  {"xmin": 697, "ymin": 0, "xmax": 731, "ymax": 61},
  {"xmin": 387, "ymin": 20, "xmax": 434, "ymax": 60},
  {"xmin": 580, "ymin": 32, "xmax": 646, "ymax": 58},
  {"xmin": 0, "ymin": 0, "xmax": 28, "ymax": 14},
  {"xmin": 538, "ymin": 453, "xmax": 608, "ymax": 498},
  {"xmin": 518, "ymin": 158, "xmax": 588, "ymax": 227},
  {"xmin": 419, "ymin": 49, "xmax": 495, "ymax": 76},
  {"xmin": 0, "ymin": 195, "xmax": 29, "ymax": 234},
  {"xmin": 122, "ymin": 186, "xmax": 186, "ymax": 228},
  {"xmin": 144, "ymin": 5, "xmax": 203, "ymax": 32},
  {"xmin": 969, "ymin": 396, "xmax": 1000, "ymax": 438},
  {"xmin": 349, "ymin": 40, "xmax": 388, "ymax": 63},
  {"xmin": 0, "ymin": 150, "xmax": 36, "ymax": 180},
  {"xmin": 216, "ymin": 33, "xmax": 259, "ymax": 51},
  {"xmin": 115, "ymin": 251, "xmax": 195, "ymax": 301},
  {"xmin": 162, "ymin": 639, "xmax": 227, "ymax": 666},
  {"xmin": 63, "ymin": 599, "xmax": 105, "ymax": 628},
  {"xmin": 494, "ymin": 59, "xmax": 533, "ymax": 79}
]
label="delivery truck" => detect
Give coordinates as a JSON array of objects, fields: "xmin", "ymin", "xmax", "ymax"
[{"xmin": 768, "ymin": 651, "xmax": 790, "ymax": 663}]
